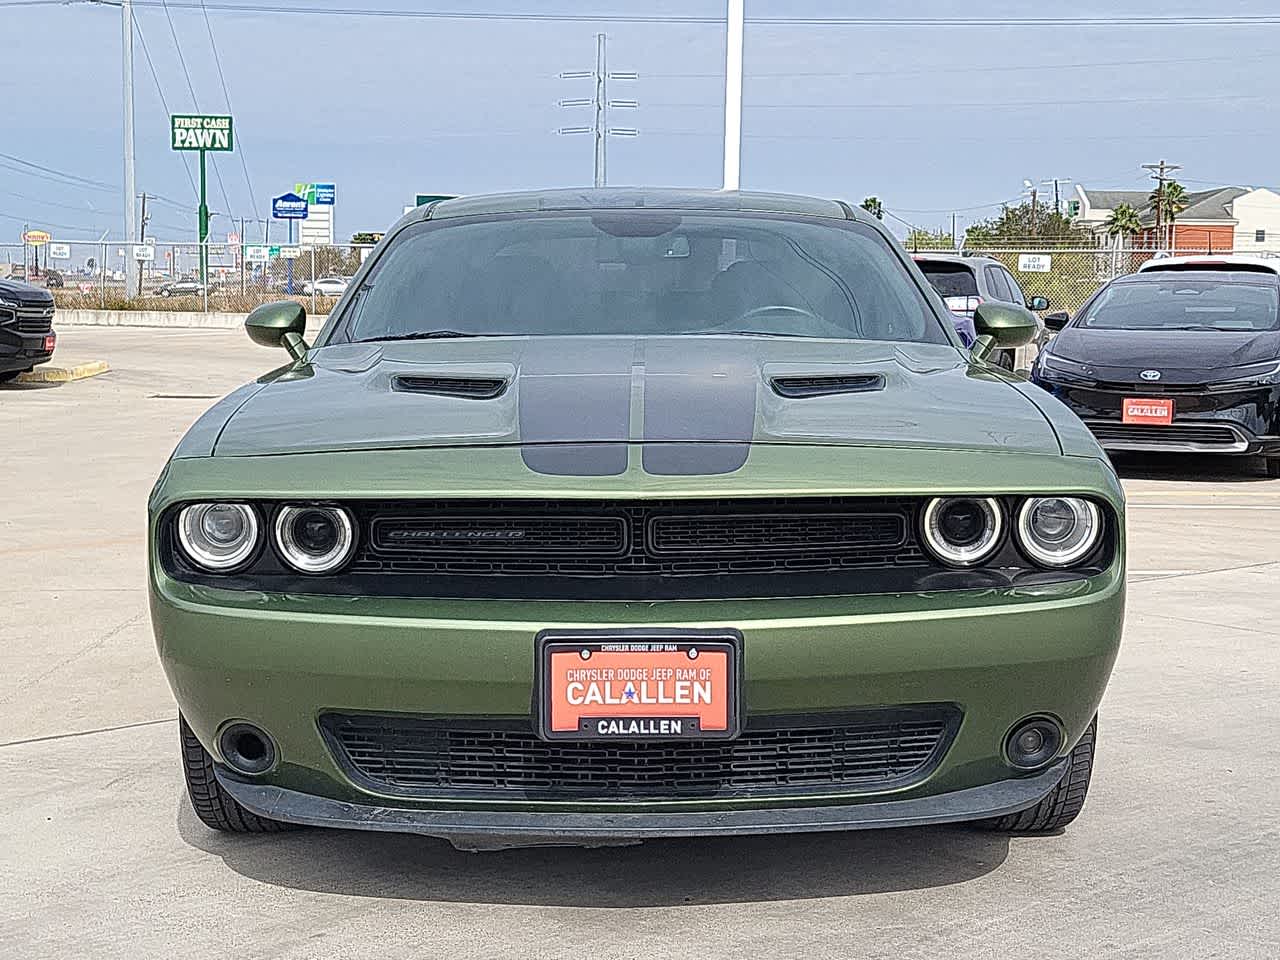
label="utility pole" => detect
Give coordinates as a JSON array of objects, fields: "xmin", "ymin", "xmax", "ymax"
[
  {"xmin": 136, "ymin": 191, "xmax": 149, "ymax": 297},
  {"xmin": 951, "ymin": 212, "xmax": 957, "ymax": 246},
  {"xmin": 1041, "ymin": 177, "xmax": 1071, "ymax": 216},
  {"xmin": 557, "ymin": 36, "xmax": 637, "ymax": 188},
  {"xmin": 122, "ymin": 0, "xmax": 138, "ymax": 299},
  {"xmin": 1142, "ymin": 159, "xmax": 1181, "ymax": 252},
  {"xmin": 723, "ymin": 0, "xmax": 744, "ymax": 190}
]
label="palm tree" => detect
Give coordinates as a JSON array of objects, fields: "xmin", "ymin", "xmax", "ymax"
[
  {"xmin": 861, "ymin": 196, "xmax": 884, "ymax": 220},
  {"xmin": 1104, "ymin": 202, "xmax": 1143, "ymax": 275},
  {"xmin": 1149, "ymin": 180, "xmax": 1189, "ymax": 251}
]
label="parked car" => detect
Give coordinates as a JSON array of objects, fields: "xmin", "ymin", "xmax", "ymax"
[
  {"xmin": 913, "ymin": 254, "xmax": 1050, "ymax": 369},
  {"xmin": 1032, "ymin": 261, "xmax": 1280, "ymax": 476},
  {"xmin": 43, "ymin": 269, "xmax": 64, "ymax": 289},
  {"xmin": 151, "ymin": 188, "xmax": 1123, "ymax": 846},
  {"xmin": 301, "ymin": 276, "xmax": 349, "ymax": 297},
  {"xmin": 156, "ymin": 278, "xmax": 206, "ymax": 298},
  {"xmin": 0, "ymin": 277, "xmax": 56, "ymax": 383}
]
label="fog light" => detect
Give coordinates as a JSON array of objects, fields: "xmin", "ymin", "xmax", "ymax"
[
  {"xmin": 1005, "ymin": 717, "xmax": 1062, "ymax": 769},
  {"xmin": 217, "ymin": 722, "xmax": 276, "ymax": 776}
]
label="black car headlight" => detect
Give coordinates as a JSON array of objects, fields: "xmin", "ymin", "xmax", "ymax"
[
  {"xmin": 176, "ymin": 502, "xmax": 260, "ymax": 571},
  {"xmin": 1016, "ymin": 497, "xmax": 1101, "ymax": 567},
  {"xmin": 922, "ymin": 497, "xmax": 1003, "ymax": 566},
  {"xmin": 273, "ymin": 504, "xmax": 356, "ymax": 574},
  {"xmin": 1034, "ymin": 352, "xmax": 1093, "ymax": 385},
  {"xmin": 1206, "ymin": 360, "xmax": 1280, "ymax": 390}
]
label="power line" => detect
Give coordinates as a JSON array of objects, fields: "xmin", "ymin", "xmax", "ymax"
[
  {"xmin": 70, "ymin": 4, "xmax": 1280, "ymax": 26},
  {"xmin": 199, "ymin": 0, "xmax": 257, "ymax": 234},
  {"xmin": 647, "ymin": 93, "xmax": 1262, "ymax": 110},
  {"xmin": 0, "ymin": 151, "xmax": 116, "ymax": 190},
  {"xmin": 157, "ymin": 0, "xmax": 237, "ymax": 222}
]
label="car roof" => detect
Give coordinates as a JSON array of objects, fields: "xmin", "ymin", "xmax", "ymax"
[
  {"xmin": 420, "ymin": 187, "xmax": 853, "ymax": 222},
  {"xmin": 1114, "ymin": 268, "xmax": 1279, "ymax": 286},
  {"xmin": 1137, "ymin": 255, "xmax": 1280, "ymax": 275}
]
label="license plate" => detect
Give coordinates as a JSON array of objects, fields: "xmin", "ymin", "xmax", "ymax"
[
  {"xmin": 1123, "ymin": 397, "xmax": 1174, "ymax": 425},
  {"xmin": 535, "ymin": 629, "xmax": 742, "ymax": 741}
]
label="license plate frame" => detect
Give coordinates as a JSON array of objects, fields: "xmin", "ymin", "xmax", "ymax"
[
  {"xmin": 1123, "ymin": 397, "xmax": 1174, "ymax": 425},
  {"xmin": 534, "ymin": 628, "xmax": 743, "ymax": 742}
]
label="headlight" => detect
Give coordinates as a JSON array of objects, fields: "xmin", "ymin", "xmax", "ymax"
[
  {"xmin": 177, "ymin": 503, "xmax": 259, "ymax": 571},
  {"xmin": 1206, "ymin": 360, "xmax": 1280, "ymax": 390},
  {"xmin": 273, "ymin": 504, "xmax": 356, "ymax": 573},
  {"xmin": 921, "ymin": 497, "xmax": 1003, "ymax": 566},
  {"xmin": 1016, "ymin": 497, "xmax": 1102, "ymax": 567},
  {"xmin": 1035, "ymin": 352, "xmax": 1093, "ymax": 385}
]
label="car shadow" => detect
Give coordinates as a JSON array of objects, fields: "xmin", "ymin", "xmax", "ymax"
[
  {"xmin": 1110, "ymin": 452, "xmax": 1272, "ymax": 482},
  {"xmin": 176, "ymin": 794, "xmax": 1009, "ymax": 906}
]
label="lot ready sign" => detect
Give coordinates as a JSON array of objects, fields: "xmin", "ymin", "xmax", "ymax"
[{"xmin": 171, "ymin": 114, "xmax": 234, "ymax": 152}]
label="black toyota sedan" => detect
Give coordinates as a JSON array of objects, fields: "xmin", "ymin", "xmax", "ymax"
[{"xmin": 1031, "ymin": 264, "xmax": 1280, "ymax": 476}]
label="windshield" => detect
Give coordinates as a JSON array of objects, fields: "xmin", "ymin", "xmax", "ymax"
[
  {"xmin": 1082, "ymin": 279, "xmax": 1280, "ymax": 331},
  {"xmin": 341, "ymin": 213, "xmax": 948, "ymax": 344},
  {"xmin": 917, "ymin": 261, "xmax": 979, "ymax": 298}
]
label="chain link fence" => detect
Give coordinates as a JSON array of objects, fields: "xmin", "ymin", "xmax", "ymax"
[
  {"xmin": 1, "ymin": 238, "xmax": 1263, "ymax": 321},
  {"xmin": 0, "ymin": 239, "xmax": 375, "ymax": 314}
]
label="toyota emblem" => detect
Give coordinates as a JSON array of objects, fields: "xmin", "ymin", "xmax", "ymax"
[{"xmin": 1140, "ymin": 369, "xmax": 1162, "ymax": 381}]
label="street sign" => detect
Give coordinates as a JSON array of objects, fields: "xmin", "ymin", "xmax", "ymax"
[
  {"xmin": 415, "ymin": 193, "xmax": 456, "ymax": 206},
  {"xmin": 170, "ymin": 114, "xmax": 234, "ymax": 152},
  {"xmin": 280, "ymin": 246, "xmax": 302, "ymax": 260},
  {"xmin": 49, "ymin": 243, "xmax": 71, "ymax": 260},
  {"xmin": 133, "ymin": 244, "xmax": 155, "ymax": 262},
  {"xmin": 272, "ymin": 192, "xmax": 309, "ymax": 220},
  {"xmin": 1017, "ymin": 253, "xmax": 1052, "ymax": 273},
  {"xmin": 268, "ymin": 246, "xmax": 281, "ymax": 257},
  {"xmin": 22, "ymin": 229, "xmax": 51, "ymax": 245},
  {"xmin": 244, "ymin": 246, "xmax": 269, "ymax": 263}
]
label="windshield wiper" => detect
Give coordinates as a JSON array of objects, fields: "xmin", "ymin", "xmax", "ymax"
[
  {"xmin": 354, "ymin": 330, "xmax": 505, "ymax": 343},
  {"xmin": 690, "ymin": 329, "xmax": 824, "ymax": 338}
]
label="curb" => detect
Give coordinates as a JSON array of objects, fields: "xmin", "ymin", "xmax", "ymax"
[{"xmin": 17, "ymin": 360, "xmax": 111, "ymax": 383}]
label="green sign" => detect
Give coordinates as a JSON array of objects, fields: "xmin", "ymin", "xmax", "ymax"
[
  {"xmin": 415, "ymin": 194, "xmax": 455, "ymax": 206},
  {"xmin": 269, "ymin": 246, "xmax": 281, "ymax": 257},
  {"xmin": 171, "ymin": 114, "xmax": 234, "ymax": 152}
]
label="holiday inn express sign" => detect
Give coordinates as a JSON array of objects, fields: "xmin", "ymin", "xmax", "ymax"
[{"xmin": 171, "ymin": 114, "xmax": 234, "ymax": 152}]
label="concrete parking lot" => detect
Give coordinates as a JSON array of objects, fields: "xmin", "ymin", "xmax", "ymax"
[{"xmin": 3, "ymin": 326, "xmax": 1278, "ymax": 959}]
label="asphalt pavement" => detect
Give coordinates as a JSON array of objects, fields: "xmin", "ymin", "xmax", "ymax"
[{"xmin": 2, "ymin": 327, "xmax": 1278, "ymax": 959}]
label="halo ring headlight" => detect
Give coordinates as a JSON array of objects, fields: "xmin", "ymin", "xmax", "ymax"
[
  {"xmin": 1017, "ymin": 497, "xmax": 1101, "ymax": 567},
  {"xmin": 177, "ymin": 502, "xmax": 259, "ymax": 571},
  {"xmin": 921, "ymin": 497, "xmax": 1003, "ymax": 566},
  {"xmin": 273, "ymin": 504, "xmax": 356, "ymax": 574}
]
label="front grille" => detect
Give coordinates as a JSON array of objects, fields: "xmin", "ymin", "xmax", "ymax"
[
  {"xmin": 0, "ymin": 303, "xmax": 53, "ymax": 335},
  {"xmin": 1087, "ymin": 420, "xmax": 1244, "ymax": 448},
  {"xmin": 350, "ymin": 497, "xmax": 925, "ymax": 579},
  {"xmin": 321, "ymin": 709, "xmax": 960, "ymax": 800}
]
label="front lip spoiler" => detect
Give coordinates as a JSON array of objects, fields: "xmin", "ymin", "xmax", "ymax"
[{"xmin": 216, "ymin": 759, "xmax": 1067, "ymax": 842}]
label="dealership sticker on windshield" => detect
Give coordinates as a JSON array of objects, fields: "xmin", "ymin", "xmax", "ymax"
[
  {"xmin": 536, "ymin": 630, "xmax": 741, "ymax": 741},
  {"xmin": 1123, "ymin": 398, "xmax": 1174, "ymax": 425}
]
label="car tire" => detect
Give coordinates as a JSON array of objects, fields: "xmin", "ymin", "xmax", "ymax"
[
  {"xmin": 180, "ymin": 715, "xmax": 295, "ymax": 834},
  {"xmin": 0, "ymin": 370, "xmax": 23, "ymax": 384},
  {"xmin": 975, "ymin": 716, "xmax": 1096, "ymax": 834}
]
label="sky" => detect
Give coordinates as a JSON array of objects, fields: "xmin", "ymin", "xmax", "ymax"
[{"xmin": 3, "ymin": 0, "xmax": 1279, "ymax": 245}]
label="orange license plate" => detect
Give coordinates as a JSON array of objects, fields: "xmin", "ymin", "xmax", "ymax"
[
  {"xmin": 536, "ymin": 631, "xmax": 741, "ymax": 740},
  {"xmin": 1123, "ymin": 397, "xmax": 1174, "ymax": 425}
]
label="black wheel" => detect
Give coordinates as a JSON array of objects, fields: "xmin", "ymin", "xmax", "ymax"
[
  {"xmin": 180, "ymin": 715, "xmax": 295, "ymax": 833},
  {"xmin": 0, "ymin": 370, "xmax": 22, "ymax": 384},
  {"xmin": 1267, "ymin": 458, "xmax": 1280, "ymax": 479},
  {"xmin": 976, "ymin": 716, "xmax": 1096, "ymax": 833}
]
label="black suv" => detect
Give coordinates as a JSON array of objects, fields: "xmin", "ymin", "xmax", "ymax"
[{"xmin": 0, "ymin": 278, "xmax": 56, "ymax": 383}]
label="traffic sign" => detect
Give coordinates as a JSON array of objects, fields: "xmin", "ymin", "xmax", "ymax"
[
  {"xmin": 244, "ymin": 246, "xmax": 269, "ymax": 263},
  {"xmin": 22, "ymin": 229, "xmax": 51, "ymax": 245},
  {"xmin": 272, "ymin": 192, "xmax": 309, "ymax": 220},
  {"xmin": 49, "ymin": 243, "xmax": 71, "ymax": 260},
  {"xmin": 133, "ymin": 244, "xmax": 155, "ymax": 262},
  {"xmin": 170, "ymin": 114, "xmax": 234, "ymax": 152},
  {"xmin": 415, "ymin": 193, "xmax": 456, "ymax": 206}
]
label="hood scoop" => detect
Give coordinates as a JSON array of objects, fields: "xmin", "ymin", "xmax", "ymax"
[
  {"xmin": 769, "ymin": 373, "xmax": 886, "ymax": 399},
  {"xmin": 392, "ymin": 374, "xmax": 509, "ymax": 400}
]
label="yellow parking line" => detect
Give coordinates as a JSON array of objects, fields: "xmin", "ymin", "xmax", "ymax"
[{"xmin": 16, "ymin": 360, "xmax": 111, "ymax": 383}]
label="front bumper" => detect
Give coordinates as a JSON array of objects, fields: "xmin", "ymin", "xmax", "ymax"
[
  {"xmin": 153, "ymin": 563, "xmax": 1123, "ymax": 834},
  {"xmin": 0, "ymin": 330, "xmax": 55, "ymax": 374},
  {"xmin": 218, "ymin": 758, "xmax": 1069, "ymax": 845}
]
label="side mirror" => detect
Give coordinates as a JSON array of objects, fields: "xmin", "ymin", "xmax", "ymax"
[
  {"xmin": 1027, "ymin": 295, "xmax": 1050, "ymax": 311},
  {"xmin": 245, "ymin": 300, "xmax": 308, "ymax": 360},
  {"xmin": 1042, "ymin": 311, "xmax": 1071, "ymax": 332},
  {"xmin": 970, "ymin": 302, "xmax": 1039, "ymax": 363}
]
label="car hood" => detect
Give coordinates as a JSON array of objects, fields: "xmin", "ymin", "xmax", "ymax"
[
  {"xmin": 1050, "ymin": 325, "xmax": 1280, "ymax": 380},
  {"xmin": 0, "ymin": 277, "xmax": 54, "ymax": 305},
  {"xmin": 210, "ymin": 336, "xmax": 1061, "ymax": 464}
]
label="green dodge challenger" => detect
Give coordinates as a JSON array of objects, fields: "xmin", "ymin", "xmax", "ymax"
[{"xmin": 149, "ymin": 189, "xmax": 1124, "ymax": 846}]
